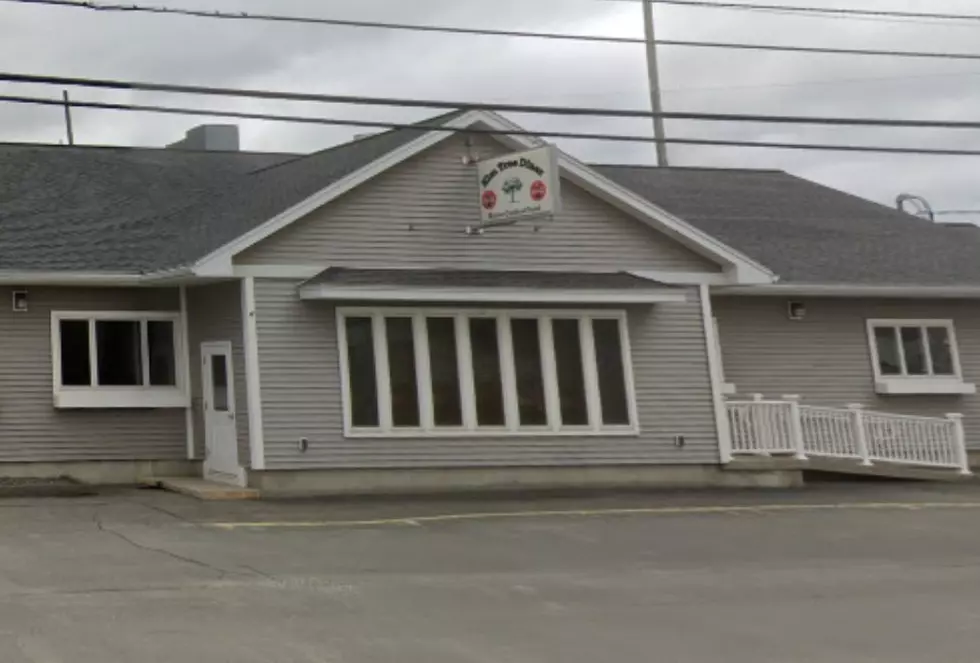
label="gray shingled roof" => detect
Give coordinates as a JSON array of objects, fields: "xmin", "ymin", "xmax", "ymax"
[
  {"xmin": 596, "ymin": 165, "xmax": 980, "ymax": 286},
  {"xmin": 0, "ymin": 144, "xmax": 294, "ymax": 271},
  {"xmin": 303, "ymin": 268, "xmax": 668, "ymax": 290},
  {"xmin": 2, "ymin": 113, "xmax": 979, "ymax": 286},
  {"xmin": 0, "ymin": 115, "xmax": 449, "ymax": 272}
]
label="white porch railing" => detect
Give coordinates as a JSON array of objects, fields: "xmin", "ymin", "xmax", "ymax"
[
  {"xmin": 727, "ymin": 398, "xmax": 800, "ymax": 457},
  {"xmin": 726, "ymin": 394, "xmax": 971, "ymax": 474}
]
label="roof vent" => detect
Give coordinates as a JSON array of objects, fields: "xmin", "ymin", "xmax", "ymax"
[
  {"xmin": 896, "ymin": 193, "xmax": 934, "ymax": 221},
  {"xmin": 166, "ymin": 124, "xmax": 239, "ymax": 152}
]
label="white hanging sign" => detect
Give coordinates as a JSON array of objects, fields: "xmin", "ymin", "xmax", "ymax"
[{"xmin": 477, "ymin": 145, "xmax": 561, "ymax": 224}]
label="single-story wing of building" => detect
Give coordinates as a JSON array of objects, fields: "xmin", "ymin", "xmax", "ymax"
[{"xmin": 2, "ymin": 109, "xmax": 978, "ymax": 494}]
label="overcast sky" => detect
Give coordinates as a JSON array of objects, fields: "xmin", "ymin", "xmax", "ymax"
[{"xmin": 2, "ymin": 0, "xmax": 980, "ymax": 217}]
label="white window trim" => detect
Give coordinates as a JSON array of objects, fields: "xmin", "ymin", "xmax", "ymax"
[
  {"xmin": 51, "ymin": 311, "xmax": 189, "ymax": 409},
  {"xmin": 336, "ymin": 307, "xmax": 640, "ymax": 438},
  {"xmin": 866, "ymin": 318, "xmax": 975, "ymax": 395}
]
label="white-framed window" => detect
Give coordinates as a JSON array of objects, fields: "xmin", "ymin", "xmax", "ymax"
[
  {"xmin": 51, "ymin": 311, "xmax": 188, "ymax": 409},
  {"xmin": 866, "ymin": 319, "xmax": 975, "ymax": 395},
  {"xmin": 337, "ymin": 308, "xmax": 639, "ymax": 437}
]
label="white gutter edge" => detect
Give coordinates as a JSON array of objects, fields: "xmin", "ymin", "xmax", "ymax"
[
  {"xmin": 0, "ymin": 268, "xmax": 197, "ymax": 286},
  {"xmin": 629, "ymin": 270, "xmax": 737, "ymax": 286},
  {"xmin": 299, "ymin": 285, "xmax": 688, "ymax": 304},
  {"xmin": 715, "ymin": 284, "xmax": 980, "ymax": 298}
]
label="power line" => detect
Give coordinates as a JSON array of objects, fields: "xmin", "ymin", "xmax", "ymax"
[
  {"xmin": 653, "ymin": 39, "xmax": 980, "ymax": 62},
  {"xmin": 0, "ymin": 0, "xmax": 653, "ymax": 46},
  {"xmin": 599, "ymin": 0, "xmax": 980, "ymax": 27},
  {"xmin": 7, "ymin": 71, "xmax": 980, "ymax": 131},
  {"xmin": 4, "ymin": 92, "xmax": 980, "ymax": 157},
  {"xmin": 8, "ymin": 0, "xmax": 980, "ymax": 61},
  {"xmin": 647, "ymin": 0, "xmax": 980, "ymax": 23},
  {"xmin": 661, "ymin": 68, "xmax": 980, "ymax": 96}
]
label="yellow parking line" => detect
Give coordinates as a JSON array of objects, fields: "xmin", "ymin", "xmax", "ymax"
[{"xmin": 206, "ymin": 501, "xmax": 980, "ymax": 530}]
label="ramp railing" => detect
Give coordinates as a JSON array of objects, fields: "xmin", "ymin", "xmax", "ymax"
[{"xmin": 725, "ymin": 394, "xmax": 970, "ymax": 474}]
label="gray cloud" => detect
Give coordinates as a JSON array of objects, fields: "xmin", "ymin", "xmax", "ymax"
[{"xmin": 0, "ymin": 0, "xmax": 978, "ymax": 217}]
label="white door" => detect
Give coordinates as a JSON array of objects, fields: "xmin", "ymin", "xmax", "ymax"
[{"xmin": 202, "ymin": 342, "xmax": 240, "ymax": 483}]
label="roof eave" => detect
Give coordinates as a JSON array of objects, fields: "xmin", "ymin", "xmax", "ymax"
[
  {"xmin": 0, "ymin": 267, "xmax": 194, "ymax": 286},
  {"xmin": 299, "ymin": 284, "xmax": 687, "ymax": 305},
  {"xmin": 715, "ymin": 283, "xmax": 980, "ymax": 298}
]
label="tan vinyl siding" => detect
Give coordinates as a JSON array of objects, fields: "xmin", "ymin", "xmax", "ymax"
[
  {"xmin": 0, "ymin": 287, "xmax": 184, "ymax": 462},
  {"xmin": 186, "ymin": 281, "xmax": 249, "ymax": 466},
  {"xmin": 254, "ymin": 279, "xmax": 720, "ymax": 469},
  {"xmin": 237, "ymin": 134, "xmax": 720, "ymax": 273},
  {"xmin": 714, "ymin": 296, "xmax": 980, "ymax": 448}
]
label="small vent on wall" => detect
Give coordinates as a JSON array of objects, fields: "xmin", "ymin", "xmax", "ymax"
[
  {"xmin": 788, "ymin": 301, "xmax": 806, "ymax": 321},
  {"xmin": 12, "ymin": 290, "xmax": 27, "ymax": 312}
]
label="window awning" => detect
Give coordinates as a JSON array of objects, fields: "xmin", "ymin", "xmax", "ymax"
[{"xmin": 298, "ymin": 268, "xmax": 687, "ymax": 304}]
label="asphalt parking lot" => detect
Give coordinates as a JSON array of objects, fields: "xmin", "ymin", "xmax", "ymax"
[{"xmin": 3, "ymin": 481, "xmax": 980, "ymax": 662}]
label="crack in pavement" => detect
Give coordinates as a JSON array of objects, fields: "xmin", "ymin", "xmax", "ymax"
[
  {"xmin": 238, "ymin": 563, "xmax": 278, "ymax": 582},
  {"xmin": 91, "ymin": 508, "xmax": 250, "ymax": 581},
  {"xmin": 124, "ymin": 495, "xmax": 198, "ymax": 526}
]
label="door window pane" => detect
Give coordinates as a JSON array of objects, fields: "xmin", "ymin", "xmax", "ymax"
[
  {"xmin": 511, "ymin": 318, "xmax": 547, "ymax": 426},
  {"xmin": 96, "ymin": 320, "xmax": 143, "ymax": 386},
  {"xmin": 927, "ymin": 327, "xmax": 955, "ymax": 375},
  {"xmin": 593, "ymin": 319, "xmax": 630, "ymax": 426},
  {"xmin": 59, "ymin": 320, "xmax": 91, "ymax": 386},
  {"xmin": 147, "ymin": 321, "xmax": 177, "ymax": 386},
  {"xmin": 386, "ymin": 317, "xmax": 420, "ymax": 428},
  {"xmin": 552, "ymin": 319, "xmax": 588, "ymax": 426},
  {"xmin": 210, "ymin": 354, "xmax": 229, "ymax": 412},
  {"xmin": 427, "ymin": 318, "xmax": 462, "ymax": 427},
  {"xmin": 345, "ymin": 317, "xmax": 379, "ymax": 428},
  {"xmin": 874, "ymin": 327, "xmax": 901, "ymax": 376},
  {"xmin": 900, "ymin": 327, "xmax": 927, "ymax": 375},
  {"xmin": 469, "ymin": 318, "xmax": 505, "ymax": 427}
]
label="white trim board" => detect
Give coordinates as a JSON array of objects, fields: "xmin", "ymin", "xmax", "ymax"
[
  {"xmin": 717, "ymin": 284, "xmax": 980, "ymax": 298},
  {"xmin": 179, "ymin": 285, "xmax": 195, "ymax": 459},
  {"xmin": 629, "ymin": 270, "xmax": 735, "ymax": 286},
  {"xmin": 241, "ymin": 277, "xmax": 267, "ymax": 470},
  {"xmin": 300, "ymin": 284, "xmax": 687, "ymax": 304},
  {"xmin": 191, "ymin": 109, "xmax": 775, "ymax": 285},
  {"xmin": 699, "ymin": 285, "xmax": 733, "ymax": 464},
  {"xmin": 233, "ymin": 264, "xmax": 327, "ymax": 279}
]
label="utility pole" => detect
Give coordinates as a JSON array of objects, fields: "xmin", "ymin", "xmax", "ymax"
[
  {"xmin": 62, "ymin": 89, "xmax": 75, "ymax": 145},
  {"xmin": 643, "ymin": 0, "xmax": 669, "ymax": 166}
]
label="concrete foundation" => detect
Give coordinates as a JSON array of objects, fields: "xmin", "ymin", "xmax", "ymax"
[
  {"xmin": 248, "ymin": 464, "xmax": 803, "ymax": 498},
  {"xmin": 0, "ymin": 459, "xmax": 200, "ymax": 485},
  {"xmin": 728, "ymin": 456, "xmax": 970, "ymax": 482}
]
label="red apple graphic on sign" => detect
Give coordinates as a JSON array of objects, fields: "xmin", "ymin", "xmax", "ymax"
[
  {"xmin": 482, "ymin": 190, "xmax": 497, "ymax": 210},
  {"xmin": 530, "ymin": 180, "xmax": 547, "ymax": 202}
]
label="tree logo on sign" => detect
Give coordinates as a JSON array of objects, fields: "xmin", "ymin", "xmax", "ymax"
[{"xmin": 501, "ymin": 177, "xmax": 524, "ymax": 203}]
